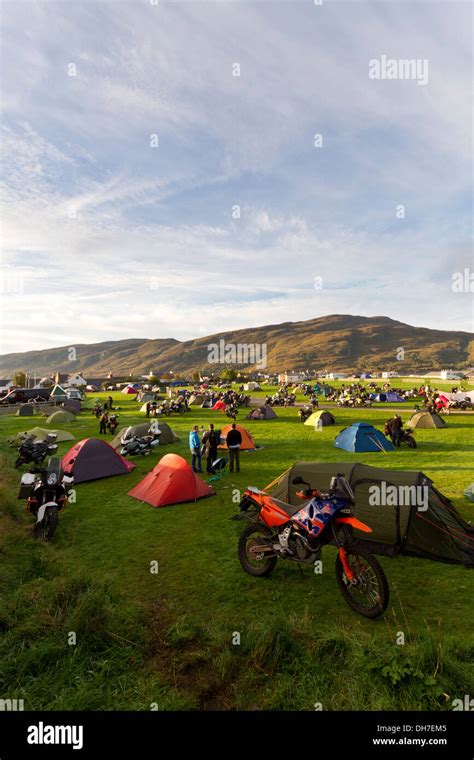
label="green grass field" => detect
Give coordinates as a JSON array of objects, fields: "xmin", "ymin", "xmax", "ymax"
[{"xmin": 0, "ymin": 383, "xmax": 473, "ymax": 711}]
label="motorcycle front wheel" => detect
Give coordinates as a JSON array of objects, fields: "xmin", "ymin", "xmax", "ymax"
[
  {"xmin": 238, "ymin": 524, "xmax": 277, "ymax": 577},
  {"xmin": 34, "ymin": 506, "xmax": 58, "ymax": 541},
  {"xmin": 335, "ymin": 543, "xmax": 389, "ymax": 618}
]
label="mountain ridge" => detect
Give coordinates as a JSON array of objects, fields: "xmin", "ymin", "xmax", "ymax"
[{"xmin": 0, "ymin": 315, "xmax": 472, "ymax": 377}]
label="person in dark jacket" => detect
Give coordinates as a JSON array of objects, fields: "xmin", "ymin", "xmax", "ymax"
[
  {"xmin": 99, "ymin": 411, "xmax": 109, "ymax": 434},
  {"xmin": 385, "ymin": 415, "xmax": 403, "ymax": 447},
  {"xmin": 226, "ymin": 423, "xmax": 242, "ymax": 473},
  {"xmin": 202, "ymin": 423, "xmax": 220, "ymax": 474}
]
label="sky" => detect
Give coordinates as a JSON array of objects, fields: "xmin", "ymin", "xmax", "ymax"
[{"xmin": 0, "ymin": 0, "xmax": 472, "ymax": 355}]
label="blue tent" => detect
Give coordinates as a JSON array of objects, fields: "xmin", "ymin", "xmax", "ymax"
[
  {"xmin": 360, "ymin": 373, "xmax": 372, "ymax": 379},
  {"xmin": 373, "ymin": 392, "xmax": 405, "ymax": 403},
  {"xmin": 334, "ymin": 422, "xmax": 395, "ymax": 453}
]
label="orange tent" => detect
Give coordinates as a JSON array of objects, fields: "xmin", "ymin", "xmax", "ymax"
[
  {"xmin": 218, "ymin": 424, "xmax": 257, "ymax": 451},
  {"xmin": 128, "ymin": 453, "xmax": 215, "ymax": 508},
  {"xmin": 212, "ymin": 399, "xmax": 226, "ymax": 410}
]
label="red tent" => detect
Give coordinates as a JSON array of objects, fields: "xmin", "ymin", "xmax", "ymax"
[
  {"xmin": 212, "ymin": 399, "xmax": 226, "ymax": 410},
  {"xmin": 62, "ymin": 438, "xmax": 135, "ymax": 483},
  {"xmin": 122, "ymin": 386, "xmax": 138, "ymax": 394},
  {"xmin": 128, "ymin": 453, "xmax": 215, "ymax": 508}
]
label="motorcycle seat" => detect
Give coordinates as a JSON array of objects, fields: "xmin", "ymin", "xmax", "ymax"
[{"xmin": 269, "ymin": 497, "xmax": 302, "ymax": 517}]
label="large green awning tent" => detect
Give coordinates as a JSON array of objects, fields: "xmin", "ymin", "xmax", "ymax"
[
  {"xmin": 268, "ymin": 462, "xmax": 474, "ymax": 567},
  {"xmin": 49, "ymin": 384, "xmax": 67, "ymax": 400}
]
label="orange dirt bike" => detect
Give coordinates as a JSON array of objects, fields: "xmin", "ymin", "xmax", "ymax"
[{"xmin": 236, "ymin": 474, "xmax": 389, "ymax": 618}]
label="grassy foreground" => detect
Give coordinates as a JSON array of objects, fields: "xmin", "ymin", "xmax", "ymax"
[{"xmin": 0, "ymin": 386, "xmax": 473, "ymax": 711}]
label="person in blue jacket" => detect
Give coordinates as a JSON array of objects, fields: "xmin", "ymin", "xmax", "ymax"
[{"xmin": 189, "ymin": 425, "xmax": 202, "ymax": 473}]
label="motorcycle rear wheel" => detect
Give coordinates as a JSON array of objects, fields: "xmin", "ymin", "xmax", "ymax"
[
  {"xmin": 238, "ymin": 524, "xmax": 277, "ymax": 577},
  {"xmin": 335, "ymin": 543, "xmax": 389, "ymax": 618}
]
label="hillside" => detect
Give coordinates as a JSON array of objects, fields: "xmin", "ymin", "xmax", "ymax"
[{"xmin": 0, "ymin": 315, "xmax": 472, "ymax": 377}]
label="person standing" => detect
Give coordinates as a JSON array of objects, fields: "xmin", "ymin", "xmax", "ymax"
[
  {"xmin": 99, "ymin": 410, "xmax": 109, "ymax": 435},
  {"xmin": 202, "ymin": 423, "xmax": 220, "ymax": 474},
  {"xmin": 189, "ymin": 425, "xmax": 202, "ymax": 473},
  {"xmin": 226, "ymin": 423, "xmax": 242, "ymax": 473}
]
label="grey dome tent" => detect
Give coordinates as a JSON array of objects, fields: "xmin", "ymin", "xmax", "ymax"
[
  {"xmin": 246, "ymin": 405, "xmax": 277, "ymax": 420},
  {"xmin": 268, "ymin": 462, "xmax": 474, "ymax": 567},
  {"xmin": 406, "ymin": 411, "xmax": 446, "ymax": 429},
  {"xmin": 15, "ymin": 404, "xmax": 35, "ymax": 417},
  {"xmin": 62, "ymin": 400, "xmax": 81, "ymax": 414}
]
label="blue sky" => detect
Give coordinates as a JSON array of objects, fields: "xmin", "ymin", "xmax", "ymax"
[{"xmin": 0, "ymin": 0, "xmax": 472, "ymax": 354}]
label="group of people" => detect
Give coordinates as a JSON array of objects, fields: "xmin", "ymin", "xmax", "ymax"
[{"xmin": 189, "ymin": 423, "xmax": 242, "ymax": 474}]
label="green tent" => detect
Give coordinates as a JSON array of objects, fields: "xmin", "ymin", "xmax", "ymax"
[
  {"xmin": 268, "ymin": 462, "xmax": 474, "ymax": 567},
  {"xmin": 15, "ymin": 404, "xmax": 35, "ymax": 417},
  {"xmin": 110, "ymin": 422, "xmax": 179, "ymax": 450},
  {"xmin": 304, "ymin": 409, "xmax": 335, "ymax": 427},
  {"xmin": 406, "ymin": 411, "xmax": 446, "ymax": 429},
  {"xmin": 46, "ymin": 410, "xmax": 76, "ymax": 424},
  {"xmin": 9, "ymin": 427, "xmax": 75, "ymax": 445},
  {"xmin": 49, "ymin": 384, "xmax": 67, "ymax": 400},
  {"xmin": 246, "ymin": 405, "xmax": 277, "ymax": 420}
]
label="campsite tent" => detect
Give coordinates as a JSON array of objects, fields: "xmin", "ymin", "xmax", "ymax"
[
  {"xmin": 373, "ymin": 392, "xmax": 405, "ymax": 403},
  {"xmin": 246, "ymin": 405, "xmax": 277, "ymax": 420},
  {"xmin": 128, "ymin": 453, "xmax": 214, "ymax": 507},
  {"xmin": 407, "ymin": 411, "xmax": 446, "ymax": 429},
  {"xmin": 62, "ymin": 400, "xmax": 81, "ymax": 414},
  {"xmin": 46, "ymin": 410, "xmax": 76, "ymax": 425},
  {"xmin": 62, "ymin": 438, "xmax": 135, "ymax": 483},
  {"xmin": 244, "ymin": 382, "xmax": 261, "ymax": 391},
  {"xmin": 212, "ymin": 399, "xmax": 226, "ymax": 411},
  {"xmin": 9, "ymin": 427, "xmax": 75, "ymax": 445},
  {"xmin": 268, "ymin": 462, "xmax": 474, "ymax": 566},
  {"xmin": 49, "ymin": 384, "xmax": 67, "ymax": 401},
  {"xmin": 187, "ymin": 394, "xmax": 200, "ymax": 405},
  {"xmin": 110, "ymin": 422, "xmax": 178, "ymax": 450},
  {"xmin": 122, "ymin": 386, "xmax": 138, "ymax": 394},
  {"xmin": 218, "ymin": 424, "xmax": 257, "ymax": 450},
  {"xmin": 464, "ymin": 483, "xmax": 474, "ymax": 503},
  {"xmin": 15, "ymin": 404, "xmax": 35, "ymax": 417},
  {"xmin": 334, "ymin": 422, "xmax": 394, "ymax": 452},
  {"xmin": 138, "ymin": 392, "xmax": 156, "ymax": 403},
  {"xmin": 304, "ymin": 410, "xmax": 335, "ymax": 427},
  {"xmin": 200, "ymin": 399, "xmax": 212, "ymax": 408},
  {"xmin": 140, "ymin": 402, "xmax": 157, "ymax": 412}
]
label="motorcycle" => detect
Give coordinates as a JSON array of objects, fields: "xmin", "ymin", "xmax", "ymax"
[
  {"xmin": 298, "ymin": 406, "xmax": 312, "ymax": 423},
  {"xmin": 15, "ymin": 434, "xmax": 58, "ymax": 469},
  {"xmin": 120, "ymin": 434, "xmax": 160, "ymax": 457},
  {"xmin": 19, "ymin": 457, "xmax": 74, "ymax": 540},
  {"xmin": 383, "ymin": 423, "xmax": 417, "ymax": 448},
  {"xmin": 236, "ymin": 473, "xmax": 389, "ymax": 618},
  {"xmin": 92, "ymin": 403, "xmax": 103, "ymax": 418},
  {"xmin": 107, "ymin": 414, "xmax": 119, "ymax": 434}
]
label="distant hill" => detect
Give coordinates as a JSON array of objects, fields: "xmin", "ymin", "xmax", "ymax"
[{"xmin": 0, "ymin": 315, "xmax": 472, "ymax": 377}]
